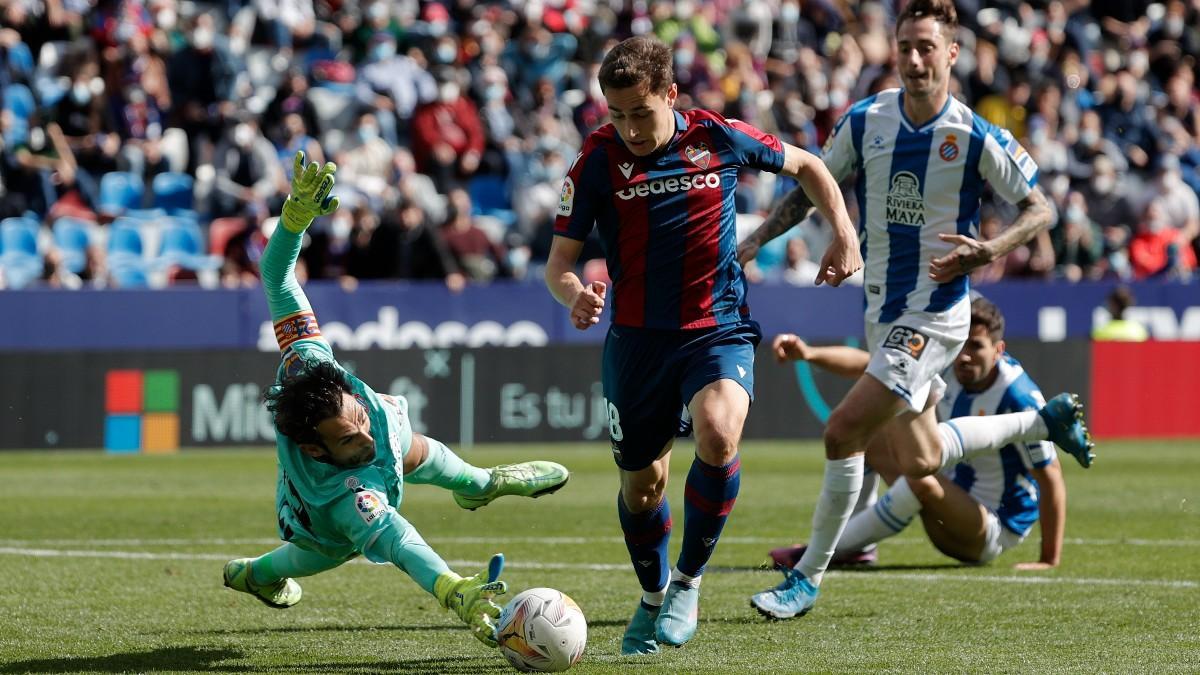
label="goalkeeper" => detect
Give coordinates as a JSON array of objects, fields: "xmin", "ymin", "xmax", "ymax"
[{"xmin": 222, "ymin": 152, "xmax": 570, "ymax": 647}]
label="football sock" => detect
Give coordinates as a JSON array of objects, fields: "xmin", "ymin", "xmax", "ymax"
[
  {"xmin": 796, "ymin": 455, "xmax": 864, "ymax": 585},
  {"xmin": 676, "ymin": 454, "xmax": 740, "ymax": 577},
  {"xmin": 403, "ymin": 436, "xmax": 491, "ymax": 495},
  {"xmin": 853, "ymin": 466, "xmax": 880, "ymax": 515},
  {"xmin": 642, "ymin": 585, "xmax": 668, "ymax": 607},
  {"xmin": 940, "ymin": 411, "xmax": 1048, "ymax": 469},
  {"xmin": 250, "ymin": 543, "xmax": 344, "ymax": 585},
  {"xmin": 836, "ymin": 477, "xmax": 921, "ymax": 554},
  {"xmin": 671, "ymin": 567, "xmax": 702, "ymax": 589},
  {"xmin": 617, "ymin": 493, "xmax": 672, "ymax": 598}
]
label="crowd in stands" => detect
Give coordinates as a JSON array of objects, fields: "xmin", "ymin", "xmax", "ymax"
[{"xmin": 0, "ymin": 0, "xmax": 1197, "ymax": 290}]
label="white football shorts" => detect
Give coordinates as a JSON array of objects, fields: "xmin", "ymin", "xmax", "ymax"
[
  {"xmin": 978, "ymin": 509, "xmax": 1027, "ymax": 563},
  {"xmin": 865, "ymin": 295, "xmax": 970, "ymax": 414}
]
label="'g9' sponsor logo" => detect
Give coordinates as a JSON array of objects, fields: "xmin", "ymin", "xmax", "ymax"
[{"xmin": 882, "ymin": 325, "xmax": 928, "ymax": 360}]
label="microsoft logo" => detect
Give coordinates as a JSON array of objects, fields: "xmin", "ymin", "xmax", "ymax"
[{"xmin": 104, "ymin": 369, "xmax": 180, "ymax": 453}]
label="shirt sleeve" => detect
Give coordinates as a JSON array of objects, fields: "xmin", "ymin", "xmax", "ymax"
[
  {"xmin": 714, "ymin": 118, "xmax": 785, "ymax": 173},
  {"xmin": 979, "ymin": 126, "xmax": 1039, "ymax": 205},
  {"xmin": 553, "ymin": 141, "xmax": 605, "ymax": 241},
  {"xmin": 822, "ymin": 111, "xmax": 857, "ymax": 183}
]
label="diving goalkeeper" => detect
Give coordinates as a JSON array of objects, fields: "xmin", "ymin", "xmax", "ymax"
[{"xmin": 222, "ymin": 152, "xmax": 570, "ymax": 647}]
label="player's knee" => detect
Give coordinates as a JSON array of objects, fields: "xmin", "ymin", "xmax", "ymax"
[
  {"xmin": 898, "ymin": 453, "xmax": 940, "ymax": 478},
  {"xmin": 621, "ymin": 480, "xmax": 667, "ymax": 513},
  {"xmin": 695, "ymin": 427, "xmax": 738, "ymax": 466},
  {"xmin": 823, "ymin": 410, "xmax": 863, "ymax": 459}
]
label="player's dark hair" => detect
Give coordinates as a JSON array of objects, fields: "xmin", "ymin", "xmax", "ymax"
[
  {"xmin": 970, "ymin": 297, "xmax": 1006, "ymax": 342},
  {"xmin": 263, "ymin": 360, "xmax": 352, "ymax": 446},
  {"xmin": 598, "ymin": 36, "xmax": 674, "ymax": 95},
  {"xmin": 896, "ymin": 0, "xmax": 958, "ymax": 36}
]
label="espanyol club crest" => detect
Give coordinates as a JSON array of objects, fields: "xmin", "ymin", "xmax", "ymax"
[
  {"xmin": 684, "ymin": 143, "xmax": 711, "ymax": 170},
  {"xmin": 939, "ymin": 134, "xmax": 959, "ymax": 161}
]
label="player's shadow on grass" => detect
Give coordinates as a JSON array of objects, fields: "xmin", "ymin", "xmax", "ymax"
[
  {"xmin": 0, "ymin": 647, "xmax": 510, "ymax": 674},
  {"xmin": 0, "ymin": 646, "xmax": 245, "ymax": 673},
  {"xmin": 187, "ymin": 622, "xmax": 465, "ymax": 636}
]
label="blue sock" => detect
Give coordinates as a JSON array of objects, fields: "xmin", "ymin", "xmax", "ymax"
[
  {"xmin": 677, "ymin": 454, "xmax": 741, "ymax": 577},
  {"xmin": 617, "ymin": 493, "xmax": 671, "ymax": 596}
]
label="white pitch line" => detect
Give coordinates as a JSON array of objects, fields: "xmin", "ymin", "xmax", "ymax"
[
  {"xmin": 1, "ymin": 536, "xmax": 1198, "ymax": 547},
  {"xmin": 0, "ymin": 547, "xmax": 1194, "ymax": 589}
]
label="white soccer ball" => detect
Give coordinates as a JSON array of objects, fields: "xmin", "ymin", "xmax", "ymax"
[{"xmin": 495, "ymin": 587, "xmax": 587, "ymax": 673}]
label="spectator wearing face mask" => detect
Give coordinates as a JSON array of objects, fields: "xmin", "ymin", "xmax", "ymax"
[
  {"xmin": 409, "ymin": 72, "xmax": 485, "ymax": 192},
  {"xmin": 336, "ymin": 111, "xmax": 392, "ymax": 200},
  {"xmin": 1130, "ymin": 202, "xmax": 1196, "ymax": 280},
  {"xmin": 1148, "ymin": 155, "xmax": 1200, "ymax": 249},
  {"xmin": 1051, "ymin": 191, "xmax": 1105, "ymax": 281},
  {"xmin": 211, "ymin": 118, "xmax": 284, "ymax": 218},
  {"xmin": 1068, "ymin": 109, "xmax": 1129, "ymax": 179},
  {"xmin": 356, "ymin": 32, "xmax": 436, "ymax": 146}
]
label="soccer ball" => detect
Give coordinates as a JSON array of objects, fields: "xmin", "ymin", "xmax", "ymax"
[{"xmin": 495, "ymin": 587, "xmax": 587, "ymax": 672}]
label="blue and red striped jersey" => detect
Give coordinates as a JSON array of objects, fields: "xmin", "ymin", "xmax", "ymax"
[{"xmin": 554, "ymin": 109, "xmax": 786, "ymax": 330}]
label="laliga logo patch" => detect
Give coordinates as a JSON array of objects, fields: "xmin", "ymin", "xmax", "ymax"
[
  {"xmin": 557, "ymin": 177, "xmax": 575, "ymax": 217},
  {"xmin": 354, "ymin": 489, "xmax": 385, "ymax": 524},
  {"xmin": 684, "ymin": 143, "xmax": 711, "ymax": 170},
  {"xmin": 882, "ymin": 325, "xmax": 929, "ymax": 360},
  {"xmin": 939, "ymin": 134, "xmax": 959, "ymax": 161}
]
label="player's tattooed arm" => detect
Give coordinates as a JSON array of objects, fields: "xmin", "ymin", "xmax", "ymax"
[
  {"xmin": 736, "ymin": 187, "xmax": 814, "ymax": 266},
  {"xmin": 929, "ymin": 187, "xmax": 1053, "ymax": 282}
]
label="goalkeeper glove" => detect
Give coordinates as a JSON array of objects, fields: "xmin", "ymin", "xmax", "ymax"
[
  {"xmin": 433, "ymin": 553, "xmax": 507, "ymax": 648},
  {"xmin": 280, "ymin": 150, "xmax": 339, "ymax": 233}
]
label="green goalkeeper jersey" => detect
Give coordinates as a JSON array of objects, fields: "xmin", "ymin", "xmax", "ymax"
[{"xmin": 271, "ymin": 337, "xmax": 415, "ymax": 561}]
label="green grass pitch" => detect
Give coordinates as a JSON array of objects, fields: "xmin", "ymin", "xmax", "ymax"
[{"xmin": 0, "ymin": 441, "xmax": 1197, "ymax": 673}]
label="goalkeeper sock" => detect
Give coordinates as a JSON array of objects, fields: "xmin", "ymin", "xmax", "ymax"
[
  {"xmin": 250, "ymin": 543, "xmax": 344, "ymax": 585},
  {"xmin": 404, "ymin": 436, "xmax": 491, "ymax": 496}
]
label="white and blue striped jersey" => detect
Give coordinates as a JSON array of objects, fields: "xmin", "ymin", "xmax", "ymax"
[
  {"xmin": 936, "ymin": 355, "xmax": 1056, "ymax": 537},
  {"xmin": 823, "ymin": 89, "xmax": 1039, "ymax": 324}
]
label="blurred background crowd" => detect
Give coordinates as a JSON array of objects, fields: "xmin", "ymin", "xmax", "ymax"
[{"xmin": 0, "ymin": 0, "xmax": 1197, "ymax": 290}]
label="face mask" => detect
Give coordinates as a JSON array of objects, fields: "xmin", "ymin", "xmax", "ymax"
[
  {"xmin": 1167, "ymin": 18, "xmax": 1184, "ymax": 36},
  {"xmin": 1066, "ymin": 206, "xmax": 1084, "ymax": 222},
  {"xmin": 372, "ymin": 41, "xmax": 395, "ymax": 61},
  {"xmin": 676, "ymin": 0, "xmax": 695, "ymax": 20},
  {"xmin": 234, "ymin": 123, "xmax": 254, "ymax": 148},
  {"xmin": 439, "ymin": 83, "xmax": 459, "ymax": 103},
  {"xmin": 1093, "ymin": 175, "xmax": 1115, "ymax": 195},
  {"xmin": 485, "ymin": 83, "xmax": 506, "ymax": 101},
  {"xmin": 194, "ymin": 27, "xmax": 214, "ymax": 50},
  {"xmin": 359, "ymin": 126, "xmax": 379, "ymax": 142},
  {"xmin": 675, "ymin": 50, "xmax": 694, "ymax": 68},
  {"xmin": 781, "ymin": 4, "xmax": 800, "ymax": 22},
  {"xmin": 71, "ymin": 83, "xmax": 91, "ymax": 105},
  {"xmin": 436, "ymin": 44, "xmax": 456, "ymax": 63},
  {"xmin": 1079, "ymin": 130, "xmax": 1098, "ymax": 146}
]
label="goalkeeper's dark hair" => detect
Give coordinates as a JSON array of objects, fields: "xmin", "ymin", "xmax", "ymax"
[
  {"xmin": 263, "ymin": 360, "xmax": 352, "ymax": 446},
  {"xmin": 598, "ymin": 35, "xmax": 674, "ymax": 95},
  {"xmin": 970, "ymin": 296, "xmax": 1006, "ymax": 343},
  {"xmin": 896, "ymin": 0, "xmax": 958, "ymax": 37}
]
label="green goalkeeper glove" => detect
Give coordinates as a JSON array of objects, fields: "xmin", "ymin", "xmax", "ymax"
[
  {"xmin": 280, "ymin": 150, "xmax": 339, "ymax": 234},
  {"xmin": 433, "ymin": 553, "xmax": 508, "ymax": 647}
]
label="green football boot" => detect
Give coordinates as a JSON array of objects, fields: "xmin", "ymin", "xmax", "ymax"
[
  {"xmin": 453, "ymin": 461, "xmax": 570, "ymax": 511},
  {"xmin": 223, "ymin": 558, "xmax": 302, "ymax": 609}
]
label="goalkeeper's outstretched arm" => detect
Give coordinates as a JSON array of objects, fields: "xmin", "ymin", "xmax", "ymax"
[{"xmin": 261, "ymin": 151, "xmax": 340, "ymax": 330}]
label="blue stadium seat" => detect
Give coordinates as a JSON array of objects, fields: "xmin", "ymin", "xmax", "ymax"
[
  {"xmin": 2, "ymin": 83, "xmax": 36, "ymax": 121},
  {"xmin": 98, "ymin": 172, "xmax": 145, "ymax": 216},
  {"xmin": 156, "ymin": 217, "xmax": 221, "ymax": 273},
  {"xmin": 52, "ymin": 217, "xmax": 96, "ymax": 274},
  {"xmin": 109, "ymin": 263, "xmax": 149, "ymax": 288},
  {"xmin": 107, "ymin": 219, "xmax": 145, "ymax": 265},
  {"xmin": 0, "ymin": 216, "xmax": 42, "ymax": 289},
  {"xmin": 7, "ymin": 41, "xmax": 34, "ymax": 78},
  {"xmin": 468, "ymin": 175, "xmax": 517, "ymax": 228},
  {"xmin": 151, "ymin": 172, "xmax": 195, "ymax": 214}
]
